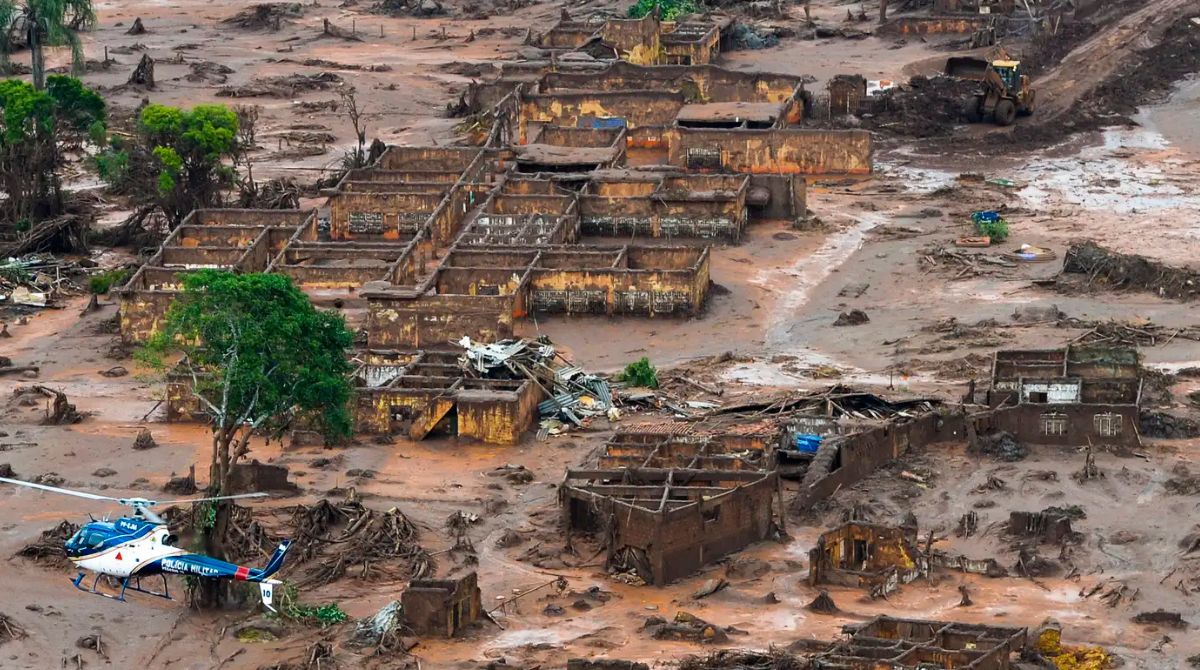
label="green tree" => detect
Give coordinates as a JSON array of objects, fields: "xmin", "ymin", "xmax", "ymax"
[
  {"xmin": 99, "ymin": 102, "xmax": 241, "ymax": 227},
  {"xmin": 139, "ymin": 270, "xmax": 354, "ymax": 607},
  {"xmin": 0, "ymin": 75, "xmax": 103, "ymax": 223},
  {"xmin": 0, "ymin": 0, "xmax": 95, "ymax": 90}
]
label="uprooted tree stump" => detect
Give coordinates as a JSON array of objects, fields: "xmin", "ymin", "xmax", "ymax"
[
  {"xmin": 16, "ymin": 520, "xmax": 80, "ymax": 569},
  {"xmin": 30, "ymin": 385, "xmax": 82, "ymax": 425},
  {"xmin": 127, "ymin": 54, "xmax": 155, "ymax": 89},
  {"xmin": 132, "ymin": 428, "xmax": 157, "ymax": 450},
  {"xmin": 0, "ymin": 612, "xmax": 28, "ymax": 645},
  {"xmin": 806, "ymin": 590, "xmax": 838, "ymax": 614},
  {"xmin": 958, "ymin": 584, "xmax": 973, "ymax": 607}
]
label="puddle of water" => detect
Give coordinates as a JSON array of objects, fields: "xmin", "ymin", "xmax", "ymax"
[
  {"xmin": 1135, "ymin": 74, "xmax": 1200, "ymax": 158},
  {"xmin": 1018, "ymin": 126, "xmax": 1197, "ymax": 214}
]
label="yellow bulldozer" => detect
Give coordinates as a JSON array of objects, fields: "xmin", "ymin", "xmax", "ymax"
[{"xmin": 945, "ymin": 50, "xmax": 1036, "ymax": 126}]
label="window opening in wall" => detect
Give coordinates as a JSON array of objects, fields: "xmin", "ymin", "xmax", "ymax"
[
  {"xmin": 686, "ymin": 147, "xmax": 721, "ymax": 170},
  {"xmin": 1093, "ymin": 413, "xmax": 1122, "ymax": 437},
  {"xmin": 702, "ymin": 506, "xmax": 720, "ymax": 523},
  {"xmin": 1028, "ymin": 391, "xmax": 1048, "ymax": 403},
  {"xmin": 1040, "ymin": 412, "xmax": 1067, "ymax": 436}
]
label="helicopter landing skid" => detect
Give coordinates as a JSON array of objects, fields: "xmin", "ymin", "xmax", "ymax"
[{"xmin": 73, "ymin": 572, "xmax": 172, "ymax": 602}]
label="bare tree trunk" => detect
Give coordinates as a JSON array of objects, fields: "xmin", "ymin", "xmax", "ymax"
[
  {"xmin": 29, "ymin": 21, "xmax": 45, "ymax": 91},
  {"xmin": 879, "ymin": 0, "xmax": 888, "ymax": 24},
  {"xmin": 198, "ymin": 427, "xmax": 238, "ymax": 608}
]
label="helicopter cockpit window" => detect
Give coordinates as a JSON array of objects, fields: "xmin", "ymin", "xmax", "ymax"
[{"xmin": 68, "ymin": 528, "xmax": 108, "ymax": 552}]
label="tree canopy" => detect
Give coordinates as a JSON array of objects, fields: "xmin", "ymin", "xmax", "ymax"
[
  {"xmin": 142, "ymin": 270, "xmax": 355, "ymax": 461},
  {"xmin": 99, "ymin": 103, "xmax": 242, "ymax": 226},
  {"xmin": 0, "ymin": 0, "xmax": 96, "ymax": 89},
  {"xmin": 0, "ymin": 75, "xmax": 104, "ymax": 222}
]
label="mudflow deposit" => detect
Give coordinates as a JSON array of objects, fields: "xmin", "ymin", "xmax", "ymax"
[{"xmin": 2, "ymin": 0, "xmax": 1200, "ymax": 669}]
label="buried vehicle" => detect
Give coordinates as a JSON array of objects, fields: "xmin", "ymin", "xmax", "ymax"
[{"xmin": 946, "ymin": 55, "xmax": 1036, "ymax": 126}]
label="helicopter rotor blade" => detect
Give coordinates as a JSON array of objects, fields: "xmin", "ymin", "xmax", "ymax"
[
  {"xmin": 153, "ymin": 492, "xmax": 271, "ymax": 505},
  {"xmin": 0, "ymin": 476, "xmax": 123, "ymax": 502}
]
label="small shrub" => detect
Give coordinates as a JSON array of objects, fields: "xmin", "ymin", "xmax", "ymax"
[
  {"xmin": 621, "ymin": 357, "xmax": 659, "ymax": 389},
  {"xmin": 272, "ymin": 583, "xmax": 349, "ymax": 627},
  {"xmin": 627, "ymin": 0, "xmax": 698, "ymax": 21},
  {"xmin": 975, "ymin": 217, "xmax": 1009, "ymax": 242},
  {"xmin": 89, "ymin": 268, "xmax": 132, "ymax": 294},
  {"xmin": 971, "ymin": 211, "xmax": 1010, "ymax": 242}
]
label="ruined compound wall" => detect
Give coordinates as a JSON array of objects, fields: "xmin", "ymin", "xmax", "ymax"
[
  {"xmin": 541, "ymin": 62, "xmax": 801, "ymax": 104},
  {"xmin": 578, "ymin": 194, "xmax": 745, "ymax": 240},
  {"xmin": 327, "ymin": 192, "xmax": 444, "ymax": 241},
  {"xmin": 455, "ymin": 384, "xmax": 542, "ymax": 445},
  {"xmin": 602, "ymin": 14, "xmax": 662, "ymax": 64},
  {"xmin": 877, "ymin": 16, "xmax": 997, "ymax": 35},
  {"xmin": 519, "ymin": 91, "xmax": 685, "ymax": 141},
  {"xmin": 668, "ymin": 129, "xmax": 872, "ymax": 175},
  {"xmin": 990, "ymin": 404, "xmax": 1140, "ymax": 448},
  {"xmin": 747, "ymin": 174, "xmax": 807, "ymax": 220},
  {"xmin": 401, "ymin": 573, "xmax": 482, "ymax": 637},
  {"xmin": 796, "ymin": 411, "xmax": 966, "ymax": 510},
  {"xmin": 650, "ymin": 475, "xmax": 777, "ymax": 584},
  {"xmin": 366, "ymin": 293, "xmax": 517, "ymax": 349},
  {"xmin": 528, "ymin": 267, "xmax": 707, "ymax": 316},
  {"xmin": 376, "ymin": 146, "xmax": 482, "ymax": 172},
  {"xmin": 118, "ymin": 286, "xmax": 177, "ymax": 343},
  {"xmin": 354, "ymin": 384, "xmax": 453, "ymax": 434}
]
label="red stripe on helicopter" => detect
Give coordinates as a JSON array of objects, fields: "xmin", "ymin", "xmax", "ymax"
[{"xmin": 234, "ymin": 566, "xmax": 250, "ymax": 581}]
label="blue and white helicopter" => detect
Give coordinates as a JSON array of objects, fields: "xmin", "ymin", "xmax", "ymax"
[{"xmin": 0, "ymin": 476, "xmax": 291, "ymax": 610}]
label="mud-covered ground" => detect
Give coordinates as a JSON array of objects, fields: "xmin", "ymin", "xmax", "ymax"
[{"xmin": 2, "ymin": 0, "xmax": 1200, "ymax": 668}]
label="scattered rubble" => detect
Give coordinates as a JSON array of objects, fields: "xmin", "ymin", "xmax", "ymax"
[
  {"xmin": 0, "ymin": 612, "xmax": 27, "ymax": 645},
  {"xmin": 221, "ymin": 3, "xmax": 303, "ymax": 31},
  {"xmin": 832, "ymin": 309, "xmax": 869, "ymax": 326},
  {"xmin": 644, "ymin": 611, "xmax": 737, "ymax": 644},
  {"xmin": 216, "ymin": 72, "xmax": 343, "ymax": 98},
  {"xmin": 1062, "ymin": 241, "xmax": 1200, "ymax": 300}
]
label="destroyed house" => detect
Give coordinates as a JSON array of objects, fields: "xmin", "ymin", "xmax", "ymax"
[
  {"xmin": 808, "ymin": 522, "xmax": 921, "ymax": 595},
  {"xmin": 816, "ymin": 616, "xmax": 1028, "ymax": 669},
  {"xmin": 116, "ymin": 209, "xmax": 316, "ymax": 341},
  {"xmin": 400, "ymin": 572, "xmax": 483, "ymax": 638},
  {"xmin": 597, "ymin": 421, "xmax": 775, "ymax": 470},
  {"xmin": 535, "ymin": 12, "xmax": 726, "ymax": 66},
  {"xmin": 561, "ymin": 467, "xmax": 780, "ymax": 585},
  {"xmin": 982, "ymin": 346, "xmax": 1142, "ymax": 447},
  {"xmin": 352, "ymin": 349, "xmax": 541, "ymax": 445}
]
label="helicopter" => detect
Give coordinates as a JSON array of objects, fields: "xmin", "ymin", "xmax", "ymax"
[{"xmin": 0, "ymin": 476, "xmax": 291, "ymax": 610}]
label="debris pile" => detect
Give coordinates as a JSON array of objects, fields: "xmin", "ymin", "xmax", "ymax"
[
  {"xmin": 221, "ymin": 3, "xmax": 304, "ymax": 31},
  {"xmin": 644, "ymin": 611, "xmax": 740, "ymax": 644},
  {"xmin": 1, "ymin": 254, "xmax": 86, "ymax": 311},
  {"xmin": 457, "ymin": 337, "xmax": 615, "ymax": 428},
  {"xmin": 973, "ymin": 431, "xmax": 1027, "ymax": 462},
  {"xmin": 853, "ymin": 75, "xmax": 980, "ymax": 137},
  {"xmin": 186, "ymin": 61, "xmax": 235, "ymax": 84},
  {"xmin": 371, "ymin": 0, "xmax": 446, "ymax": 17},
  {"xmin": 676, "ymin": 649, "xmax": 810, "ymax": 670},
  {"xmin": 1062, "ymin": 241, "xmax": 1200, "ymax": 301},
  {"xmin": 0, "ymin": 612, "xmax": 27, "ymax": 645},
  {"xmin": 919, "ymin": 244, "xmax": 1016, "ymax": 279},
  {"xmin": 15, "ymin": 520, "xmax": 80, "ymax": 569},
  {"xmin": 291, "ymin": 499, "xmax": 432, "ymax": 586},
  {"xmin": 216, "ymin": 72, "xmax": 343, "ymax": 99},
  {"xmin": 725, "ymin": 23, "xmax": 781, "ymax": 50}
]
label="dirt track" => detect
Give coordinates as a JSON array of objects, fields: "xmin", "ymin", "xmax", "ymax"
[{"xmin": 1034, "ymin": 0, "xmax": 1197, "ymax": 119}]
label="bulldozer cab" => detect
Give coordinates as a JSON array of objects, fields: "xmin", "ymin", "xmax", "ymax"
[{"xmin": 991, "ymin": 60, "xmax": 1022, "ymax": 94}]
